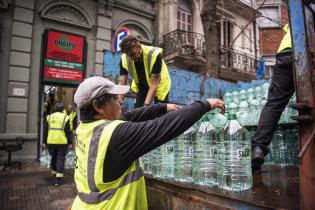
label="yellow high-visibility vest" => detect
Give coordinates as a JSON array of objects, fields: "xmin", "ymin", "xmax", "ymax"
[
  {"xmin": 277, "ymin": 24, "xmax": 292, "ymax": 53},
  {"xmin": 121, "ymin": 44, "xmax": 171, "ymax": 101},
  {"xmin": 47, "ymin": 112, "xmax": 69, "ymax": 144},
  {"xmin": 71, "ymin": 120, "xmax": 147, "ymax": 210},
  {"xmin": 63, "ymin": 110, "xmax": 77, "ymax": 131}
]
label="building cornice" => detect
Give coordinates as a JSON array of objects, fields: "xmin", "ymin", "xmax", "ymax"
[
  {"xmin": 115, "ymin": 1, "xmax": 155, "ymax": 19},
  {"xmin": 39, "ymin": 0, "xmax": 95, "ymax": 29}
]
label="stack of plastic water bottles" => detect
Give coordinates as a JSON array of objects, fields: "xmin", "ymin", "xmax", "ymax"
[
  {"xmin": 223, "ymin": 82, "xmax": 298, "ymax": 126},
  {"xmin": 223, "ymin": 81, "xmax": 299, "ymax": 167},
  {"xmin": 265, "ymin": 128, "xmax": 299, "ymax": 166},
  {"xmin": 141, "ymin": 110, "xmax": 253, "ymax": 191},
  {"xmin": 140, "ymin": 81, "xmax": 300, "ymax": 191}
]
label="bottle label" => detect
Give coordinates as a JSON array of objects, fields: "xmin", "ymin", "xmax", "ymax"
[
  {"xmin": 236, "ymin": 147, "xmax": 250, "ymax": 161},
  {"xmin": 209, "ymin": 147, "xmax": 216, "ymax": 158},
  {"xmin": 166, "ymin": 145, "xmax": 174, "ymax": 153},
  {"xmin": 279, "ymin": 142, "xmax": 287, "ymax": 150},
  {"xmin": 188, "ymin": 146, "xmax": 193, "ymax": 157}
]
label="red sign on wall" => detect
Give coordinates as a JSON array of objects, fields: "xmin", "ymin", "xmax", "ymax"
[
  {"xmin": 44, "ymin": 66, "xmax": 83, "ymax": 82},
  {"xmin": 46, "ymin": 31, "xmax": 84, "ymax": 63},
  {"xmin": 42, "ymin": 30, "xmax": 86, "ymax": 85}
]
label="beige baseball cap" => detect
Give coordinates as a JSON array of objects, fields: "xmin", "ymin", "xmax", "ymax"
[{"xmin": 74, "ymin": 76, "xmax": 129, "ymax": 108}]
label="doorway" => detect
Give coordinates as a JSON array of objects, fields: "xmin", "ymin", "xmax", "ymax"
[{"xmin": 38, "ymin": 84, "xmax": 77, "ymax": 161}]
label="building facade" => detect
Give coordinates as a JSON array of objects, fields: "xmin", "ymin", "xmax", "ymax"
[
  {"xmin": 0, "ymin": 0, "xmax": 156, "ymax": 159},
  {"xmin": 158, "ymin": 0, "xmax": 260, "ymax": 82},
  {"xmin": 257, "ymin": 0, "xmax": 289, "ymax": 77}
]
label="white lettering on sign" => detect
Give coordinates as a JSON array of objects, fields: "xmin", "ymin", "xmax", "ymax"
[
  {"xmin": 116, "ymin": 31, "xmax": 126, "ymax": 52},
  {"xmin": 13, "ymin": 88, "xmax": 25, "ymax": 96}
]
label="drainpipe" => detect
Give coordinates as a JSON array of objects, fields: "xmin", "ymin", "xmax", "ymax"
[{"xmin": 253, "ymin": 19, "xmax": 258, "ymax": 61}]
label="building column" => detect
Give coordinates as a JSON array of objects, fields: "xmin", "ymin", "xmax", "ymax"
[
  {"xmin": 168, "ymin": 0, "xmax": 178, "ymax": 33},
  {"xmin": 192, "ymin": 0, "xmax": 204, "ymax": 35},
  {"xmin": 94, "ymin": 0, "xmax": 113, "ymax": 76},
  {"xmin": 6, "ymin": 0, "xmax": 34, "ymax": 133}
]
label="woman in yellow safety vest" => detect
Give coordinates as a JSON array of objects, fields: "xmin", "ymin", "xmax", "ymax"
[
  {"xmin": 43, "ymin": 102, "xmax": 73, "ymax": 186},
  {"xmin": 71, "ymin": 76, "xmax": 225, "ymax": 210}
]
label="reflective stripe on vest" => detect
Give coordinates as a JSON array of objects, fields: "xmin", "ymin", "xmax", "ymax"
[
  {"xmin": 126, "ymin": 47, "xmax": 159, "ymax": 79},
  {"xmin": 147, "ymin": 47, "xmax": 159, "ymax": 74},
  {"xmin": 77, "ymin": 121, "xmax": 143, "ymax": 204},
  {"xmin": 127, "ymin": 56, "xmax": 134, "ymax": 78}
]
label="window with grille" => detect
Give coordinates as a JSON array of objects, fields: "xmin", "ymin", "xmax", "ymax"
[
  {"xmin": 177, "ymin": 0, "xmax": 193, "ymax": 46},
  {"xmin": 177, "ymin": 9, "xmax": 192, "ymax": 32},
  {"xmin": 242, "ymin": 28, "xmax": 253, "ymax": 51},
  {"xmin": 257, "ymin": 7, "xmax": 281, "ymax": 28},
  {"xmin": 216, "ymin": 16, "xmax": 234, "ymax": 48}
]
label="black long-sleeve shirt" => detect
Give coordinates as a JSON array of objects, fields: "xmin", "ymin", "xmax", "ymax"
[{"xmin": 103, "ymin": 100, "xmax": 211, "ymax": 182}]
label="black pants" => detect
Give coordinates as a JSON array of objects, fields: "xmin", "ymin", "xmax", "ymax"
[
  {"xmin": 48, "ymin": 144, "xmax": 68, "ymax": 174},
  {"xmin": 134, "ymin": 91, "xmax": 169, "ymax": 108},
  {"xmin": 252, "ymin": 49, "xmax": 295, "ymax": 155}
]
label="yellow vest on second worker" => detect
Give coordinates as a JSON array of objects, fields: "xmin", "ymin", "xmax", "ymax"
[
  {"xmin": 71, "ymin": 120, "xmax": 147, "ymax": 210},
  {"xmin": 47, "ymin": 112, "xmax": 69, "ymax": 144},
  {"xmin": 63, "ymin": 110, "xmax": 77, "ymax": 131},
  {"xmin": 121, "ymin": 44, "xmax": 171, "ymax": 101},
  {"xmin": 277, "ymin": 24, "xmax": 292, "ymax": 53}
]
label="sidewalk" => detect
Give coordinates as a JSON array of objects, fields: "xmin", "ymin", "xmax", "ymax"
[{"xmin": 0, "ymin": 161, "xmax": 76, "ymax": 210}]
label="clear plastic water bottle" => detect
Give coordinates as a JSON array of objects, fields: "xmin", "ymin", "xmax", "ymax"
[
  {"xmin": 223, "ymin": 92, "xmax": 232, "ymax": 104},
  {"xmin": 140, "ymin": 152, "xmax": 152, "ymax": 174},
  {"xmin": 273, "ymin": 128, "xmax": 287, "ymax": 166},
  {"xmin": 174, "ymin": 126, "xmax": 195, "ymax": 183},
  {"xmin": 152, "ymin": 146, "xmax": 162, "ymax": 177},
  {"xmin": 264, "ymin": 151, "xmax": 272, "ymax": 165},
  {"xmin": 247, "ymin": 88, "xmax": 254, "ymax": 101},
  {"xmin": 40, "ymin": 148, "xmax": 51, "ymax": 168},
  {"xmin": 217, "ymin": 113, "xmax": 252, "ymax": 191},
  {"xmin": 160, "ymin": 139, "xmax": 175, "ymax": 179},
  {"xmin": 65, "ymin": 150, "xmax": 75, "ymax": 169},
  {"xmin": 260, "ymin": 98, "xmax": 267, "ymax": 108},
  {"xmin": 255, "ymin": 86, "xmax": 262, "ymax": 100},
  {"xmin": 264, "ymin": 141, "xmax": 274, "ymax": 165},
  {"xmin": 249, "ymin": 97, "xmax": 260, "ymax": 125},
  {"xmin": 285, "ymin": 128, "xmax": 299, "ymax": 166},
  {"xmin": 280, "ymin": 106, "xmax": 289, "ymax": 124},
  {"xmin": 193, "ymin": 116, "xmax": 217, "ymax": 186},
  {"xmin": 261, "ymin": 82, "xmax": 270, "ymax": 100},
  {"xmin": 232, "ymin": 91, "xmax": 239, "ymax": 104},
  {"xmin": 258, "ymin": 98, "xmax": 267, "ymax": 124},
  {"xmin": 209, "ymin": 109, "xmax": 228, "ymax": 129},
  {"xmin": 239, "ymin": 89, "xmax": 247, "ymax": 101},
  {"xmin": 237, "ymin": 99, "xmax": 249, "ymax": 126},
  {"xmin": 287, "ymin": 94, "xmax": 298, "ymax": 123},
  {"xmin": 227, "ymin": 101, "xmax": 238, "ymax": 115}
]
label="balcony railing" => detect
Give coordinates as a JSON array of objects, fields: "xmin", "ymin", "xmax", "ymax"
[
  {"xmin": 162, "ymin": 29, "xmax": 257, "ymax": 75},
  {"xmin": 163, "ymin": 29, "xmax": 205, "ymax": 57},
  {"xmin": 220, "ymin": 47, "xmax": 257, "ymax": 74}
]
